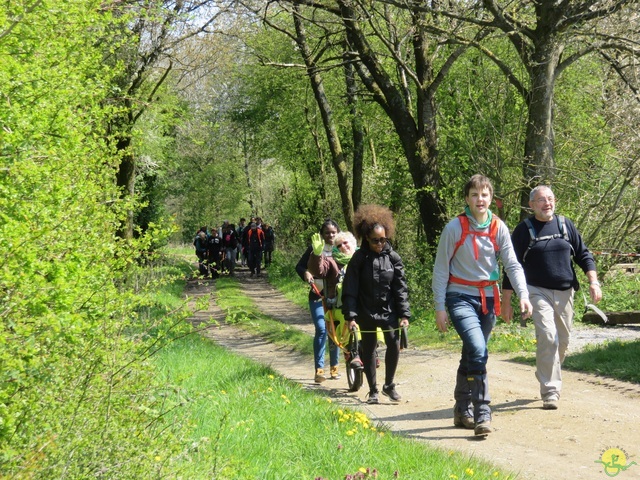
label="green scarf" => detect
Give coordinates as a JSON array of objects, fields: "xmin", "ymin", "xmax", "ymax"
[
  {"xmin": 464, "ymin": 205, "xmax": 499, "ymax": 280},
  {"xmin": 332, "ymin": 248, "xmax": 356, "ymax": 266},
  {"xmin": 464, "ymin": 205, "xmax": 493, "ymax": 229}
]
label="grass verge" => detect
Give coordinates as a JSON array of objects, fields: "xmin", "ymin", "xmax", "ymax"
[
  {"xmin": 156, "ymin": 334, "xmax": 516, "ymax": 479},
  {"xmin": 563, "ymin": 339, "xmax": 640, "ymax": 383}
]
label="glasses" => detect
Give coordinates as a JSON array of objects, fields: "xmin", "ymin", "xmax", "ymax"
[
  {"xmin": 368, "ymin": 237, "xmax": 387, "ymax": 245},
  {"xmin": 534, "ymin": 196, "xmax": 555, "ymax": 204},
  {"xmin": 335, "ymin": 241, "xmax": 348, "ymax": 249}
]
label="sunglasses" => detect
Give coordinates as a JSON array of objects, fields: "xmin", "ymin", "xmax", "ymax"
[{"xmin": 368, "ymin": 237, "xmax": 387, "ymax": 245}]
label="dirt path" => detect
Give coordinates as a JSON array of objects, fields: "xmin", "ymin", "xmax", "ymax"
[{"xmin": 185, "ymin": 268, "xmax": 640, "ymax": 480}]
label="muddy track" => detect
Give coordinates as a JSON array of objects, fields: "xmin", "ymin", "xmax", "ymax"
[{"xmin": 184, "ymin": 267, "xmax": 640, "ymax": 480}]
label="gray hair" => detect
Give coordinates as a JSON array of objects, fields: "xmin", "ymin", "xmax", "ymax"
[
  {"xmin": 530, "ymin": 185, "xmax": 554, "ymax": 202},
  {"xmin": 334, "ymin": 231, "xmax": 357, "ymax": 248}
]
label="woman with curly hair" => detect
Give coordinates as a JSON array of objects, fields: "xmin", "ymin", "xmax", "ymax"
[{"xmin": 341, "ymin": 205, "xmax": 410, "ymax": 404}]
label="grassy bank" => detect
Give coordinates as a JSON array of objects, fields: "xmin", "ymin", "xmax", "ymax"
[{"xmin": 157, "ymin": 334, "xmax": 516, "ymax": 479}]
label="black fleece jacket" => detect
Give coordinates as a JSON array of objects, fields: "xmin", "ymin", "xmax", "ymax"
[
  {"xmin": 341, "ymin": 242, "xmax": 410, "ymax": 325},
  {"xmin": 503, "ymin": 215, "xmax": 596, "ymax": 292}
]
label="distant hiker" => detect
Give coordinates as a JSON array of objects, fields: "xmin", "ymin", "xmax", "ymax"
[
  {"xmin": 241, "ymin": 217, "xmax": 255, "ymax": 268},
  {"xmin": 219, "ymin": 220, "xmax": 229, "ymax": 238},
  {"xmin": 194, "ymin": 230, "xmax": 209, "ymax": 277},
  {"xmin": 432, "ymin": 174, "xmax": 532, "ymax": 436},
  {"xmin": 342, "ymin": 205, "xmax": 410, "ymax": 405},
  {"xmin": 236, "ymin": 218, "xmax": 246, "ymax": 264},
  {"xmin": 263, "ymin": 223, "xmax": 275, "ymax": 268},
  {"xmin": 502, "ymin": 185, "xmax": 601, "ymax": 411},
  {"xmin": 222, "ymin": 223, "xmax": 238, "ymax": 275},
  {"xmin": 247, "ymin": 222, "xmax": 265, "ymax": 277},
  {"xmin": 207, "ymin": 229, "xmax": 223, "ymax": 278}
]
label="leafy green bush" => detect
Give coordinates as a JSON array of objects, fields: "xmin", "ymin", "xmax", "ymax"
[
  {"xmin": 0, "ymin": 3, "xmax": 195, "ymax": 477},
  {"xmin": 598, "ymin": 271, "xmax": 640, "ymax": 312}
]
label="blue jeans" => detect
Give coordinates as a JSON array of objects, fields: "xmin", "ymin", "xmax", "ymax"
[
  {"xmin": 445, "ymin": 292, "xmax": 496, "ymax": 375},
  {"xmin": 224, "ymin": 247, "xmax": 236, "ymax": 273},
  {"xmin": 309, "ymin": 299, "xmax": 339, "ymax": 370}
]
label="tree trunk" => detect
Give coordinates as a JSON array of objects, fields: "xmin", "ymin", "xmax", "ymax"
[
  {"xmin": 242, "ymin": 129, "xmax": 256, "ymax": 215},
  {"xmin": 115, "ymin": 131, "xmax": 135, "ymax": 240},
  {"xmin": 293, "ymin": 8, "xmax": 355, "ymax": 231},
  {"xmin": 520, "ymin": 38, "xmax": 562, "ymax": 218},
  {"xmin": 339, "ymin": 2, "xmax": 446, "ymax": 246},
  {"xmin": 344, "ymin": 57, "xmax": 364, "ymax": 212}
]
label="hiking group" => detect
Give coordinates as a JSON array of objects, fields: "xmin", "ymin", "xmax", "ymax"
[
  {"xmin": 297, "ymin": 174, "xmax": 602, "ymax": 437},
  {"xmin": 193, "ymin": 217, "xmax": 276, "ymax": 278}
]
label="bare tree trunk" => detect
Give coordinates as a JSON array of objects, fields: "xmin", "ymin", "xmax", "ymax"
[
  {"xmin": 242, "ymin": 129, "xmax": 255, "ymax": 215},
  {"xmin": 520, "ymin": 38, "xmax": 562, "ymax": 219},
  {"xmin": 293, "ymin": 7, "xmax": 355, "ymax": 231},
  {"xmin": 344, "ymin": 56, "xmax": 364, "ymax": 212},
  {"xmin": 114, "ymin": 110, "xmax": 135, "ymax": 240}
]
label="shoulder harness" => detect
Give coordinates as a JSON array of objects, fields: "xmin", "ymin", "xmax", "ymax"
[
  {"xmin": 522, "ymin": 215, "xmax": 573, "ymax": 262},
  {"xmin": 449, "ymin": 214, "xmax": 501, "ymax": 315}
]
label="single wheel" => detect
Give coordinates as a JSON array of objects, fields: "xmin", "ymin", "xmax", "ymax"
[
  {"xmin": 346, "ymin": 358, "xmax": 364, "ymax": 392},
  {"xmin": 346, "ymin": 329, "xmax": 364, "ymax": 392}
]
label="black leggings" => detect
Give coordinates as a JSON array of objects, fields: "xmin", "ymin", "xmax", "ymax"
[{"xmin": 359, "ymin": 320, "xmax": 400, "ymax": 393}]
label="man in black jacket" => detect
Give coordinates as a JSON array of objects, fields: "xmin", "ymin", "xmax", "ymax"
[{"xmin": 502, "ymin": 186, "xmax": 602, "ymax": 410}]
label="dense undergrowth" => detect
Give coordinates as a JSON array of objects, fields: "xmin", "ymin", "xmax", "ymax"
[{"xmin": 0, "ymin": 242, "xmax": 199, "ymax": 477}]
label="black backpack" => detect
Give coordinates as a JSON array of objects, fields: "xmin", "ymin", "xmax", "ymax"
[
  {"xmin": 522, "ymin": 215, "xmax": 574, "ymax": 262},
  {"xmin": 208, "ymin": 235, "xmax": 221, "ymax": 249}
]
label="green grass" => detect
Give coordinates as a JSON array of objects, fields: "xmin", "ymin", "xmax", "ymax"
[
  {"xmin": 564, "ymin": 339, "xmax": 640, "ymax": 383},
  {"xmin": 156, "ymin": 335, "xmax": 516, "ymax": 479},
  {"xmin": 264, "ymin": 250, "xmax": 309, "ymax": 309}
]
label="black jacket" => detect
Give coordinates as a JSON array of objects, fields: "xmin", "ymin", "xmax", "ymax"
[
  {"xmin": 341, "ymin": 242, "xmax": 410, "ymax": 325},
  {"xmin": 503, "ymin": 215, "xmax": 596, "ymax": 291}
]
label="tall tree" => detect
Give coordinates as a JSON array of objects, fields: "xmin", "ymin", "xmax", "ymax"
[
  {"xmin": 264, "ymin": 0, "xmax": 485, "ymax": 245},
  {"xmin": 463, "ymin": 0, "xmax": 640, "ymax": 215},
  {"xmin": 291, "ymin": 5, "xmax": 356, "ymax": 229}
]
